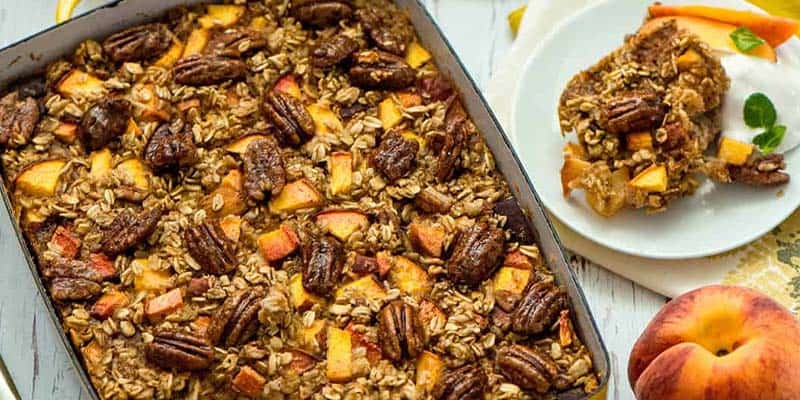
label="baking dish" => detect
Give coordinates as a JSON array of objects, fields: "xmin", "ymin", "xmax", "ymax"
[{"xmin": 0, "ymin": 1, "xmax": 609, "ymax": 398}]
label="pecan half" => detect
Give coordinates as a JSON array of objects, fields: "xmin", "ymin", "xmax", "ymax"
[
  {"xmin": 243, "ymin": 136, "xmax": 285, "ymax": 202},
  {"xmin": 378, "ymin": 300, "xmax": 424, "ymax": 362},
  {"xmin": 173, "ymin": 55, "xmax": 247, "ymax": 86},
  {"xmin": 42, "ymin": 257, "xmax": 115, "ymax": 283},
  {"xmin": 143, "ymin": 123, "xmax": 198, "ymax": 170},
  {"xmin": 184, "ymin": 219, "xmax": 237, "ymax": 275},
  {"xmin": 604, "ymin": 93, "xmax": 666, "ymax": 134},
  {"xmin": 100, "ymin": 206, "xmax": 163, "ymax": 256},
  {"xmin": 311, "ymin": 35, "xmax": 359, "ymax": 68},
  {"xmin": 729, "ymin": 153, "xmax": 790, "ymax": 186},
  {"xmin": 291, "ymin": 0, "xmax": 354, "ymax": 28},
  {"xmin": 511, "ymin": 280, "xmax": 568, "ymax": 335},
  {"xmin": 49, "ymin": 278, "xmax": 102, "ymax": 301},
  {"xmin": 263, "ymin": 91, "xmax": 315, "ymax": 147},
  {"xmin": 207, "ymin": 289, "xmax": 263, "ymax": 347},
  {"xmin": 351, "ymin": 254, "xmax": 379, "ymax": 275},
  {"xmin": 207, "ymin": 28, "xmax": 269, "ymax": 58},
  {"xmin": 445, "ymin": 223, "xmax": 505, "ymax": 287},
  {"xmin": 371, "ymin": 131, "xmax": 419, "ymax": 182},
  {"xmin": 355, "ymin": 6, "xmax": 413, "ymax": 55},
  {"xmin": 0, "ymin": 92, "xmax": 39, "ymax": 148},
  {"xmin": 145, "ymin": 330, "xmax": 214, "ymax": 371},
  {"xmin": 102, "ymin": 23, "xmax": 172, "ymax": 63},
  {"xmin": 432, "ymin": 364, "xmax": 488, "ymax": 400},
  {"xmin": 493, "ymin": 198, "xmax": 535, "ymax": 245},
  {"xmin": 418, "ymin": 75, "xmax": 454, "ymax": 104},
  {"xmin": 495, "ymin": 344, "xmax": 559, "ymax": 393},
  {"xmin": 302, "ymin": 236, "xmax": 343, "ymax": 295},
  {"xmin": 79, "ymin": 98, "xmax": 132, "ymax": 150},
  {"xmin": 415, "ymin": 187, "xmax": 454, "ymax": 214},
  {"xmin": 349, "ymin": 50, "xmax": 415, "ymax": 90},
  {"xmin": 433, "ymin": 100, "xmax": 467, "ymax": 182}
]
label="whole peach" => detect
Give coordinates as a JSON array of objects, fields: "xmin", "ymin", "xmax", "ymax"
[{"xmin": 628, "ymin": 285, "xmax": 800, "ymax": 400}]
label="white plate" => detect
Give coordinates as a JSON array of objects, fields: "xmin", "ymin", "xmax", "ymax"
[{"xmin": 510, "ymin": 0, "xmax": 800, "ymax": 259}]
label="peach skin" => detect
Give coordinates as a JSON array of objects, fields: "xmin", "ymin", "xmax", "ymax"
[{"xmin": 628, "ymin": 285, "xmax": 800, "ymax": 400}]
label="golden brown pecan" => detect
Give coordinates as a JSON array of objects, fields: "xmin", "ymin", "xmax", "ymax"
[
  {"xmin": 378, "ymin": 300, "xmax": 424, "ymax": 362},
  {"xmin": 102, "ymin": 23, "xmax": 172, "ymax": 63},
  {"xmin": 206, "ymin": 29, "xmax": 269, "ymax": 58},
  {"xmin": 143, "ymin": 123, "xmax": 198, "ymax": 170},
  {"xmin": 445, "ymin": 223, "xmax": 505, "ymax": 287},
  {"xmin": 349, "ymin": 50, "xmax": 415, "ymax": 90},
  {"xmin": 173, "ymin": 55, "xmax": 247, "ymax": 86},
  {"xmin": 432, "ymin": 364, "xmax": 487, "ymax": 400},
  {"xmin": 729, "ymin": 153, "xmax": 790, "ymax": 186},
  {"xmin": 207, "ymin": 289, "xmax": 263, "ymax": 347},
  {"xmin": 511, "ymin": 280, "xmax": 567, "ymax": 335},
  {"xmin": 291, "ymin": 0, "xmax": 354, "ymax": 28},
  {"xmin": 311, "ymin": 35, "xmax": 359, "ymax": 68},
  {"xmin": 432, "ymin": 100, "xmax": 467, "ymax": 182},
  {"xmin": 145, "ymin": 330, "xmax": 214, "ymax": 371},
  {"xmin": 49, "ymin": 277, "xmax": 102, "ymax": 301},
  {"xmin": 355, "ymin": 6, "xmax": 413, "ymax": 55},
  {"xmin": 418, "ymin": 74, "xmax": 454, "ymax": 104},
  {"xmin": 495, "ymin": 344, "xmax": 559, "ymax": 393},
  {"xmin": 0, "ymin": 92, "xmax": 39, "ymax": 148},
  {"xmin": 604, "ymin": 93, "xmax": 665, "ymax": 134},
  {"xmin": 79, "ymin": 98, "xmax": 132, "ymax": 150},
  {"xmin": 493, "ymin": 198, "xmax": 535, "ymax": 245},
  {"xmin": 100, "ymin": 206, "xmax": 163, "ymax": 256},
  {"xmin": 242, "ymin": 136, "xmax": 285, "ymax": 202},
  {"xmin": 371, "ymin": 131, "xmax": 419, "ymax": 182},
  {"xmin": 263, "ymin": 91, "xmax": 315, "ymax": 147},
  {"xmin": 184, "ymin": 219, "xmax": 237, "ymax": 275},
  {"xmin": 302, "ymin": 236, "xmax": 343, "ymax": 295}
]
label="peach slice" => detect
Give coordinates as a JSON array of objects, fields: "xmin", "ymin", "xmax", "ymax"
[
  {"xmin": 133, "ymin": 259, "xmax": 173, "ymax": 292},
  {"xmin": 388, "ymin": 256, "xmax": 431, "ymax": 298},
  {"xmin": 415, "ymin": 351, "xmax": 444, "ymax": 393},
  {"xmin": 563, "ymin": 142, "xmax": 586, "ymax": 160},
  {"xmin": 648, "ymin": 4, "xmax": 799, "ymax": 48},
  {"xmin": 586, "ymin": 167, "xmax": 629, "ymax": 218},
  {"xmin": 198, "ymin": 4, "xmax": 245, "ymax": 29},
  {"xmin": 314, "ymin": 210, "xmax": 369, "ymax": 242},
  {"xmin": 51, "ymin": 226, "xmax": 80, "ymax": 259},
  {"xmin": 408, "ymin": 222, "xmax": 445, "ymax": 258},
  {"xmin": 329, "ymin": 152, "xmax": 353, "ymax": 196},
  {"xmin": 400, "ymin": 130, "xmax": 426, "ymax": 150},
  {"xmin": 718, "ymin": 137, "xmax": 754, "ymax": 166},
  {"xmin": 53, "ymin": 121, "xmax": 78, "ymax": 143},
  {"xmin": 145, "ymin": 288, "xmax": 183, "ymax": 322},
  {"xmin": 627, "ymin": 132, "xmax": 653, "ymax": 151},
  {"xmin": 397, "ymin": 92, "xmax": 423, "ymax": 108},
  {"xmin": 90, "ymin": 290, "xmax": 129, "ymax": 320},
  {"xmin": 289, "ymin": 273, "xmax": 324, "ymax": 311},
  {"xmin": 205, "ymin": 169, "xmax": 247, "ymax": 217},
  {"xmin": 232, "ymin": 366, "xmax": 266, "ymax": 397},
  {"xmin": 133, "ymin": 84, "xmax": 170, "ymax": 122},
  {"xmin": 326, "ymin": 327, "xmax": 354, "ymax": 383},
  {"xmin": 630, "ymin": 164, "xmax": 668, "ymax": 193},
  {"xmin": 300, "ymin": 320, "xmax": 327, "ymax": 353},
  {"xmin": 250, "ymin": 16, "xmax": 269, "ymax": 30},
  {"xmin": 115, "ymin": 158, "xmax": 150, "ymax": 191},
  {"xmin": 493, "ymin": 267, "xmax": 531, "ymax": 296},
  {"xmin": 57, "ymin": 70, "xmax": 105, "ymax": 98},
  {"xmin": 346, "ymin": 325, "xmax": 382, "ymax": 366},
  {"xmin": 89, "ymin": 253, "xmax": 117, "ymax": 281},
  {"xmin": 225, "ymin": 134, "xmax": 269, "ymax": 154},
  {"xmin": 257, "ymin": 224, "xmax": 300, "ymax": 262},
  {"xmin": 88, "ymin": 149, "xmax": 112, "ymax": 180},
  {"xmin": 307, "ymin": 103, "xmax": 344, "ymax": 135},
  {"xmin": 560, "ymin": 157, "xmax": 591, "ymax": 197},
  {"xmin": 183, "ymin": 29, "xmax": 210, "ymax": 58},
  {"xmin": 15, "ymin": 159, "xmax": 67, "ymax": 197},
  {"xmin": 677, "ymin": 49, "xmax": 704, "ymax": 70},
  {"xmin": 379, "ymin": 98, "xmax": 403, "ymax": 130},
  {"xmin": 154, "ymin": 39, "xmax": 184, "ymax": 68},
  {"xmin": 274, "ymin": 74, "xmax": 302, "ymax": 99},
  {"xmin": 503, "ymin": 250, "xmax": 535, "ymax": 270},
  {"xmin": 405, "ymin": 42, "xmax": 432, "ymax": 69},
  {"xmin": 641, "ymin": 16, "xmax": 777, "ymax": 62},
  {"xmin": 219, "ymin": 215, "xmax": 242, "ymax": 243},
  {"xmin": 269, "ymin": 179, "xmax": 325, "ymax": 213},
  {"xmin": 335, "ymin": 275, "xmax": 386, "ymax": 303}
]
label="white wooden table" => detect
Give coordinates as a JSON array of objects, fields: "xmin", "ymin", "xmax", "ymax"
[{"xmin": 0, "ymin": 1, "xmax": 668, "ymax": 399}]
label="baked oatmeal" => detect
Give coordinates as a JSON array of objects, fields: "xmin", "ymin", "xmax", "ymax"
[
  {"xmin": 558, "ymin": 18, "xmax": 789, "ymax": 217},
  {"xmin": 0, "ymin": 1, "xmax": 599, "ymax": 399}
]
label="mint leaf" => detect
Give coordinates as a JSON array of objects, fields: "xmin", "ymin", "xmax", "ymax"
[
  {"xmin": 753, "ymin": 125, "xmax": 786, "ymax": 155},
  {"xmin": 730, "ymin": 27, "xmax": 767, "ymax": 52},
  {"xmin": 744, "ymin": 92, "xmax": 777, "ymax": 128}
]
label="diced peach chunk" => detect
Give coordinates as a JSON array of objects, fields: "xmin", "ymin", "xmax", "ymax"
[
  {"xmin": 376, "ymin": 252, "xmax": 393, "ymax": 277},
  {"xmin": 326, "ymin": 327, "xmax": 354, "ymax": 383},
  {"xmin": 257, "ymin": 224, "xmax": 300, "ymax": 261},
  {"xmin": 379, "ymin": 98, "xmax": 403, "ymax": 130},
  {"xmin": 329, "ymin": 152, "xmax": 353, "ymax": 196},
  {"xmin": 400, "ymin": 130, "xmax": 425, "ymax": 150},
  {"xmin": 89, "ymin": 253, "xmax": 117, "ymax": 281},
  {"xmin": 408, "ymin": 222, "xmax": 445, "ymax": 258},
  {"xmin": 133, "ymin": 259, "xmax": 173, "ymax": 292},
  {"xmin": 192, "ymin": 315, "xmax": 212, "ymax": 337},
  {"xmin": 405, "ymin": 42, "xmax": 432, "ymax": 68},
  {"xmin": 388, "ymin": 256, "xmax": 431, "ymax": 298},
  {"xmin": 307, "ymin": 103, "xmax": 344, "ymax": 135},
  {"xmin": 145, "ymin": 288, "xmax": 183, "ymax": 322},
  {"xmin": 563, "ymin": 142, "xmax": 586, "ymax": 160},
  {"xmin": 289, "ymin": 273, "xmax": 324, "ymax": 311},
  {"xmin": 24, "ymin": 209, "xmax": 47, "ymax": 225},
  {"xmin": 287, "ymin": 349, "xmax": 318, "ymax": 375},
  {"xmin": 57, "ymin": 70, "xmax": 105, "ymax": 98},
  {"xmin": 232, "ymin": 366, "xmax": 266, "ymax": 398},
  {"xmin": 493, "ymin": 267, "xmax": 531, "ymax": 296},
  {"xmin": 397, "ymin": 92, "xmax": 423, "ymax": 108},
  {"xmin": 90, "ymin": 290, "xmax": 129, "ymax": 320},
  {"xmin": 626, "ymin": 132, "xmax": 653, "ymax": 151},
  {"xmin": 676, "ymin": 49, "xmax": 703, "ymax": 70},
  {"xmin": 182, "ymin": 29, "xmax": 210, "ymax": 58},
  {"xmin": 314, "ymin": 210, "xmax": 369, "ymax": 242},
  {"xmin": 718, "ymin": 136, "xmax": 754, "ymax": 166},
  {"xmin": 346, "ymin": 324, "xmax": 382, "ymax": 365},
  {"xmin": 50, "ymin": 226, "xmax": 80, "ymax": 259},
  {"xmin": 560, "ymin": 157, "xmax": 591, "ymax": 197},
  {"xmin": 225, "ymin": 134, "xmax": 269, "ymax": 154},
  {"xmin": 206, "ymin": 169, "xmax": 247, "ymax": 217},
  {"xmin": 503, "ymin": 250, "xmax": 534, "ymax": 270},
  {"xmin": 198, "ymin": 4, "xmax": 245, "ymax": 28},
  {"xmin": 219, "ymin": 215, "xmax": 242, "ymax": 243},
  {"xmin": 558, "ymin": 310, "xmax": 574, "ymax": 347},
  {"xmin": 415, "ymin": 351, "xmax": 444, "ymax": 392},
  {"xmin": 629, "ymin": 164, "xmax": 668, "ymax": 193},
  {"xmin": 274, "ymin": 74, "xmax": 302, "ymax": 99},
  {"xmin": 268, "ymin": 179, "xmax": 325, "ymax": 213},
  {"xmin": 335, "ymin": 275, "xmax": 386, "ymax": 303},
  {"xmin": 134, "ymin": 84, "xmax": 170, "ymax": 122},
  {"xmin": 53, "ymin": 122, "xmax": 78, "ymax": 143},
  {"xmin": 89, "ymin": 148, "xmax": 112, "ymax": 180},
  {"xmin": 125, "ymin": 119, "xmax": 141, "ymax": 136},
  {"xmin": 154, "ymin": 39, "xmax": 184, "ymax": 68},
  {"xmin": 82, "ymin": 340, "xmax": 104, "ymax": 367},
  {"xmin": 15, "ymin": 159, "xmax": 67, "ymax": 197},
  {"xmin": 115, "ymin": 158, "xmax": 150, "ymax": 191},
  {"xmin": 300, "ymin": 320, "xmax": 327, "ymax": 353},
  {"xmin": 250, "ymin": 16, "xmax": 269, "ymax": 29}
]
